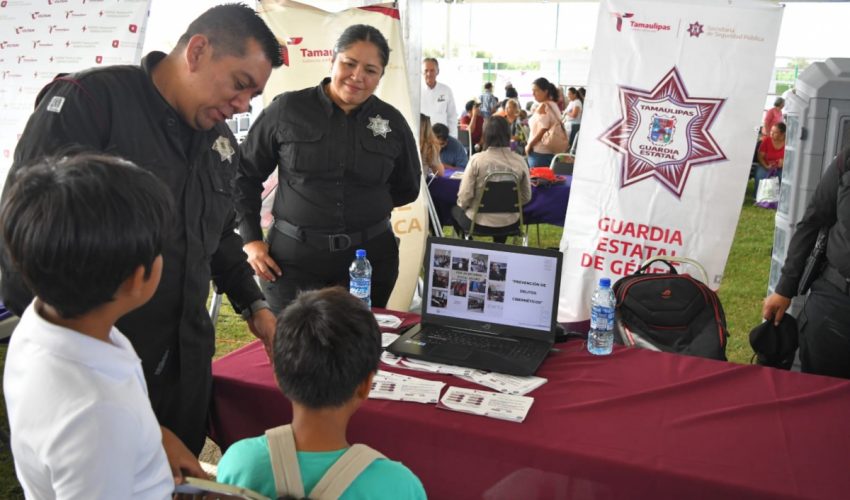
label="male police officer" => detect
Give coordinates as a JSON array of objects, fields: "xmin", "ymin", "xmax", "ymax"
[{"xmin": 1, "ymin": 4, "xmax": 282, "ymax": 454}]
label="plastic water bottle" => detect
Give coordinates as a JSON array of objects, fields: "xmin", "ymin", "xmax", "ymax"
[
  {"xmin": 349, "ymin": 249, "xmax": 372, "ymax": 307},
  {"xmin": 588, "ymin": 277, "xmax": 615, "ymax": 355}
]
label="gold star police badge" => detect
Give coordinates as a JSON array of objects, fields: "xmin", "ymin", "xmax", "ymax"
[
  {"xmin": 367, "ymin": 115, "xmax": 392, "ymax": 138},
  {"xmin": 212, "ymin": 136, "xmax": 235, "ymax": 163}
]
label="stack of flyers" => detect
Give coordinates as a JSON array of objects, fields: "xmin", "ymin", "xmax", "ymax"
[
  {"xmin": 456, "ymin": 372, "xmax": 548, "ymax": 396},
  {"xmin": 381, "ymin": 332, "xmax": 400, "ymax": 348},
  {"xmin": 437, "ymin": 387, "xmax": 534, "ymax": 423},
  {"xmin": 380, "ymin": 351, "xmax": 404, "ymax": 366},
  {"xmin": 397, "ymin": 358, "xmax": 478, "ymax": 377},
  {"xmin": 373, "ymin": 313, "xmax": 403, "ymax": 329},
  {"xmin": 369, "ymin": 370, "xmax": 445, "ymax": 404}
]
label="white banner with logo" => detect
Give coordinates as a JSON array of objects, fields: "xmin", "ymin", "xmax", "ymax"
[
  {"xmin": 0, "ymin": 0, "xmax": 150, "ymax": 183},
  {"xmin": 258, "ymin": 0, "xmax": 427, "ymax": 311},
  {"xmin": 558, "ymin": 0, "xmax": 782, "ymax": 323}
]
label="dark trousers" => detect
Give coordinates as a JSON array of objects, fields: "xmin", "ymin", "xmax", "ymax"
[
  {"xmin": 263, "ymin": 228, "xmax": 399, "ymax": 313},
  {"xmin": 145, "ymin": 354, "xmax": 212, "ymax": 455},
  {"xmin": 450, "ymin": 205, "xmax": 508, "ymax": 244},
  {"xmin": 798, "ymin": 277, "xmax": 850, "ymax": 379}
]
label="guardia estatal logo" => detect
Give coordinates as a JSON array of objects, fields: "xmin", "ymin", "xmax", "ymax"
[{"xmin": 599, "ymin": 67, "xmax": 726, "ymax": 197}]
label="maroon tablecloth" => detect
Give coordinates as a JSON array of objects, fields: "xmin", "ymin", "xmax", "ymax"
[{"xmin": 210, "ymin": 314, "xmax": 850, "ymax": 500}]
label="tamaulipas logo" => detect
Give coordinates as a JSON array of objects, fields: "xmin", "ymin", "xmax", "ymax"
[{"xmin": 599, "ymin": 67, "xmax": 726, "ymax": 197}]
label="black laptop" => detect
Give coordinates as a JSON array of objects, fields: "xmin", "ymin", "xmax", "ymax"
[{"xmin": 387, "ymin": 237, "xmax": 563, "ymax": 376}]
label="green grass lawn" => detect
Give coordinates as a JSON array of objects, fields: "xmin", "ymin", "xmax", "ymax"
[{"xmin": 0, "ymin": 179, "xmax": 776, "ymax": 491}]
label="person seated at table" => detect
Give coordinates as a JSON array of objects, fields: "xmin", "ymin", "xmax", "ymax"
[
  {"xmin": 452, "ymin": 116, "xmax": 532, "ymax": 244},
  {"xmin": 216, "ymin": 287, "xmax": 426, "ymax": 499},
  {"xmin": 754, "ymin": 122, "xmax": 786, "ymax": 196},
  {"xmin": 460, "ymin": 99, "xmax": 484, "ymax": 152},
  {"xmin": 420, "ymin": 113, "xmax": 444, "ymax": 176},
  {"xmin": 2, "ymin": 154, "xmax": 203, "ymax": 498},
  {"xmin": 433, "ymin": 122, "xmax": 469, "ymax": 170}
]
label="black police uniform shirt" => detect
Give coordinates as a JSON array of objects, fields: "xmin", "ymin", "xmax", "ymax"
[
  {"xmin": 776, "ymin": 148, "xmax": 850, "ymax": 297},
  {"xmin": 234, "ymin": 77, "xmax": 422, "ymax": 245},
  {"xmin": 3, "ymin": 52, "xmax": 264, "ymax": 385}
]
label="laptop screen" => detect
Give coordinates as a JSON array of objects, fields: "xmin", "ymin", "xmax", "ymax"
[{"xmin": 423, "ymin": 238, "xmax": 562, "ymax": 334}]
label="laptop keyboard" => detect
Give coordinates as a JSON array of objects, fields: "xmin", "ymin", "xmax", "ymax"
[{"xmin": 415, "ymin": 327, "xmax": 549, "ymax": 359}]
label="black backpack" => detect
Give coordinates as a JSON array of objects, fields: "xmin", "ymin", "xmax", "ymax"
[{"xmin": 612, "ymin": 258, "xmax": 729, "ymax": 361}]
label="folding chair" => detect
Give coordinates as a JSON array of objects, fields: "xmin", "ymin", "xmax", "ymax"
[
  {"xmin": 457, "ymin": 125, "xmax": 472, "ymax": 159},
  {"xmin": 457, "ymin": 172, "xmax": 528, "ymax": 246}
]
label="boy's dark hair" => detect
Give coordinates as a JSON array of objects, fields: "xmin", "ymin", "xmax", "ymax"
[
  {"xmin": 334, "ymin": 24, "xmax": 390, "ymax": 72},
  {"xmin": 774, "ymin": 122, "xmax": 787, "ymax": 134},
  {"xmin": 465, "ymin": 99, "xmax": 478, "ymax": 113},
  {"xmin": 0, "ymin": 154, "xmax": 173, "ymax": 318},
  {"xmin": 484, "ymin": 82, "xmax": 493, "ymax": 91},
  {"xmin": 482, "ymin": 116, "xmax": 510, "ymax": 150},
  {"xmin": 273, "ymin": 287, "xmax": 381, "ymax": 409},
  {"xmin": 432, "ymin": 123, "xmax": 450, "ymax": 142},
  {"xmin": 177, "ymin": 3, "xmax": 283, "ymax": 68}
]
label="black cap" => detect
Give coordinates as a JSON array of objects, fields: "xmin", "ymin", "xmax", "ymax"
[{"xmin": 749, "ymin": 314, "xmax": 799, "ymax": 370}]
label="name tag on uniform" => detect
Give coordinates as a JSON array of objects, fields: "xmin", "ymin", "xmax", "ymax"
[{"xmin": 46, "ymin": 96, "xmax": 65, "ymax": 113}]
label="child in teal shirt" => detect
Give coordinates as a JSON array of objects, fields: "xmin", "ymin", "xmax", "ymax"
[{"xmin": 217, "ymin": 287, "xmax": 426, "ymax": 499}]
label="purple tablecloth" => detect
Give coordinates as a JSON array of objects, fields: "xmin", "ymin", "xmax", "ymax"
[{"xmin": 428, "ymin": 169, "xmax": 571, "ymax": 227}]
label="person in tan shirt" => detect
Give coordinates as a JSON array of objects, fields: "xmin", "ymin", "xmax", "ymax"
[{"xmin": 452, "ymin": 115, "xmax": 532, "ymax": 243}]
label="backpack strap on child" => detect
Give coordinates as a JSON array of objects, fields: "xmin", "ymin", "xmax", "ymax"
[
  {"xmin": 266, "ymin": 424, "xmax": 305, "ymax": 498},
  {"xmin": 265, "ymin": 424, "xmax": 386, "ymax": 499}
]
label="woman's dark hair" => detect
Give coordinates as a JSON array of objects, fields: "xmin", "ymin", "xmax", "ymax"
[
  {"xmin": 533, "ymin": 77, "xmax": 558, "ymax": 101},
  {"xmin": 0, "ymin": 154, "xmax": 173, "ymax": 318},
  {"xmin": 774, "ymin": 97, "xmax": 785, "ymax": 108},
  {"xmin": 177, "ymin": 3, "xmax": 283, "ymax": 68},
  {"xmin": 273, "ymin": 287, "xmax": 381, "ymax": 409},
  {"xmin": 333, "ymin": 24, "xmax": 390, "ymax": 72},
  {"xmin": 482, "ymin": 116, "xmax": 511, "ymax": 150},
  {"xmin": 773, "ymin": 122, "xmax": 787, "ymax": 134},
  {"xmin": 568, "ymin": 86, "xmax": 583, "ymax": 103}
]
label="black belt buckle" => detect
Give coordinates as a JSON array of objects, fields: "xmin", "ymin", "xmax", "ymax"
[{"xmin": 328, "ymin": 233, "xmax": 352, "ymax": 252}]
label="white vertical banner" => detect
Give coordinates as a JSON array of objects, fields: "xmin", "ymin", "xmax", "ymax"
[
  {"xmin": 258, "ymin": 0, "xmax": 427, "ymax": 311},
  {"xmin": 558, "ymin": 0, "xmax": 782, "ymax": 324},
  {"xmin": 0, "ymin": 0, "xmax": 151, "ymax": 184}
]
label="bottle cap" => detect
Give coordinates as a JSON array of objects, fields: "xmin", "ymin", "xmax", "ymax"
[
  {"xmin": 599, "ymin": 277, "xmax": 611, "ymax": 288},
  {"xmin": 356, "ymin": 249, "xmax": 366, "ymax": 258}
]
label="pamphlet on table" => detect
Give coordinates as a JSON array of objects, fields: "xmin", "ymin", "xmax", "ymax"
[
  {"xmin": 437, "ymin": 387, "xmax": 534, "ymax": 423},
  {"xmin": 369, "ymin": 370, "xmax": 445, "ymax": 404}
]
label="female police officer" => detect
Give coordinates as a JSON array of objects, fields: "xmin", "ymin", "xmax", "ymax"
[{"xmin": 234, "ymin": 24, "xmax": 421, "ymax": 311}]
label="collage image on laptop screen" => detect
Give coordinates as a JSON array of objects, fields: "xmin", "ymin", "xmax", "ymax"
[{"xmin": 426, "ymin": 242, "xmax": 558, "ymax": 332}]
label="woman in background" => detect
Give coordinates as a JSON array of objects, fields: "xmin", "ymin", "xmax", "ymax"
[
  {"xmin": 420, "ymin": 114, "xmax": 444, "ymax": 176},
  {"xmin": 755, "ymin": 122, "xmax": 786, "ymax": 195},
  {"xmin": 562, "ymin": 86, "xmax": 583, "ymax": 143},
  {"xmin": 525, "ymin": 77, "xmax": 562, "ymax": 167}
]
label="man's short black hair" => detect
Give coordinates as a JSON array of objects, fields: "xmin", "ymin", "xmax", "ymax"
[
  {"xmin": 0, "ymin": 154, "xmax": 173, "ymax": 318},
  {"xmin": 177, "ymin": 3, "xmax": 283, "ymax": 68},
  {"xmin": 432, "ymin": 122, "xmax": 450, "ymax": 142},
  {"xmin": 484, "ymin": 82, "xmax": 493, "ymax": 91},
  {"xmin": 273, "ymin": 287, "xmax": 381, "ymax": 409}
]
